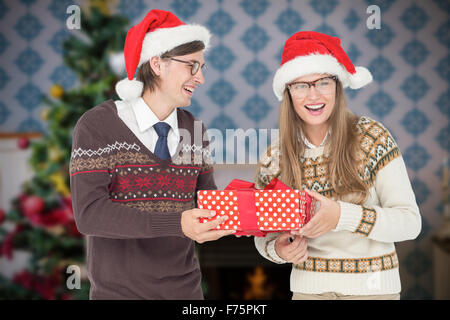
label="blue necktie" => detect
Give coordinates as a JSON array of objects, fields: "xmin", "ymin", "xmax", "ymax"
[{"xmin": 153, "ymin": 122, "xmax": 171, "ymax": 160}]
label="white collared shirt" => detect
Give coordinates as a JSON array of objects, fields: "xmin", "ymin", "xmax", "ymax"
[
  {"xmin": 299, "ymin": 128, "xmax": 331, "ymax": 149},
  {"xmin": 116, "ymin": 98, "xmax": 180, "ymax": 156}
]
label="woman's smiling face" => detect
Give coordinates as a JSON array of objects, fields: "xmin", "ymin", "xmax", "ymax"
[{"xmin": 289, "ymin": 73, "xmax": 337, "ymax": 129}]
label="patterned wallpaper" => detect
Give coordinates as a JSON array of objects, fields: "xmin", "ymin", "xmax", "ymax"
[{"xmin": 0, "ymin": 0, "xmax": 448, "ymax": 299}]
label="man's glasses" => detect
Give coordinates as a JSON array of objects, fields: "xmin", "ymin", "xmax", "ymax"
[
  {"xmin": 170, "ymin": 58, "xmax": 206, "ymax": 76},
  {"xmin": 287, "ymin": 76, "xmax": 337, "ymax": 98}
]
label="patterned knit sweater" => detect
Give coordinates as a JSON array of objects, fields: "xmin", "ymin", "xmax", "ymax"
[
  {"xmin": 70, "ymin": 100, "xmax": 216, "ymax": 299},
  {"xmin": 254, "ymin": 117, "xmax": 421, "ymax": 296}
]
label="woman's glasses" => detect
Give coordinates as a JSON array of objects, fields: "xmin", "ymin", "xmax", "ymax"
[
  {"xmin": 287, "ymin": 76, "xmax": 337, "ymax": 98},
  {"xmin": 170, "ymin": 58, "xmax": 206, "ymax": 76}
]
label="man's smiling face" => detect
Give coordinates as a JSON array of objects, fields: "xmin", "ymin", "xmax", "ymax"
[{"xmin": 159, "ymin": 50, "xmax": 206, "ymax": 108}]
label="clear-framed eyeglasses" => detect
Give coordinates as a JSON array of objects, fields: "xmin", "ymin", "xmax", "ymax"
[
  {"xmin": 287, "ymin": 75, "xmax": 337, "ymax": 98},
  {"xmin": 170, "ymin": 58, "xmax": 206, "ymax": 76}
]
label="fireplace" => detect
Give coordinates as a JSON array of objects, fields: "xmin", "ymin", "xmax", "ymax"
[
  {"xmin": 197, "ymin": 236, "xmax": 292, "ymax": 300},
  {"xmin": 197, "ymin": 165, "xmax": 292, "ymax": 299}
]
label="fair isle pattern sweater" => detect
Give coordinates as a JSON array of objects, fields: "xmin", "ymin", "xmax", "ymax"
[
  {"xmin": 70, "ymin": 100, "xmax": 216, "ymax": 299},
  {"xmin": 254, "ymin": 117, "xmax": 421, "ymax": 296}
]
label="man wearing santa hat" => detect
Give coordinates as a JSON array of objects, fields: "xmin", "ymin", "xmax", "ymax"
[{"xmin": 70, "ymin": 9, "xmax": 234, "ymax": 299}]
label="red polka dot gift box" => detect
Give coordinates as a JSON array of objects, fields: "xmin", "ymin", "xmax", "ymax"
[{"xmin": 198, "ymin": 178, "xmax": 316, "ymax": 237}]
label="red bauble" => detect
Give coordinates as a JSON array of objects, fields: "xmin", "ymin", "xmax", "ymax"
[
  {"xmin": 66, "ymin": 220, "xmax": 82, "ymax": 237},
  {"xmin": 0, "ymin": 208, "xmax": 5, "ymax": 225},
  {"xmin": 62, "ymin": 196, "xmax": 73, "ymax": 216},
  {"xmin": 17, "ymin": 137, "xmax": 30, "ymax": 150},
  {"xmin": 39, "ymin": 207, "xmax": 72, "ymax": 227},
  {"xmin": 20, "ymin": 195, "xmax": 45, "ymax": 224}
]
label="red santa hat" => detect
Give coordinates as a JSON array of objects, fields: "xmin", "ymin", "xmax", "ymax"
[
  {"xmin": 272, "ymin": 31, "xmax": 372, "ymax": 101},
  {"xmin": 115, "ymin": 9, "xmax": 211, "ymax": 101}
]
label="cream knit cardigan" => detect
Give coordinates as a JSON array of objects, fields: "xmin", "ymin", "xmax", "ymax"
[{"xmin": 254, "ymin": 117, "xmax": 421, "ymax": 295}]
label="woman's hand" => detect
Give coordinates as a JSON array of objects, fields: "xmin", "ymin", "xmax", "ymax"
[
  {"xmin": 274, "ymin": 232, "xmax": 308, "ymax": 264},
  {"xmin": 292, "ymin": 189, "xmax": 341, "ymax": 238}
]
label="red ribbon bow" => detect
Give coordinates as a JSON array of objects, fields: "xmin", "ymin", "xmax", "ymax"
[{"xmin": 224, "ymin": 178, "xmax": 313, "ymax": 237}]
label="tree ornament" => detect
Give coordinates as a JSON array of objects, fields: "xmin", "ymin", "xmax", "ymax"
[
  {"xmin": 49, "ymin": 147, "xmax": 62, "ymax": 162},
  {"xmin": 49, "ymin": 85, "xmax": 64, "ymax": 99},
  {"xmin": 82, "ymin": 0, "xmax": 117, "ymax": 16},
  {"xmin": 40, "ymin": 207, "xmax": 72, "ymax": 228},
  {"xmin": 20, "ymin": 195, "xmax": 45, "ymax": 218},
  {"xmin": 49, "ymin": 172, "xmax": 71, "ymax": 197},
  {"xmin": 17, "ymin": 137, "xmax": 30, "ymax": 150},
  {"xmin": 0, "ymin": 208, "xmax": 5, "ymax": 225},
  {"xmin": 40, "ymin": 107, "xmax": 50, "ymax": 121}
]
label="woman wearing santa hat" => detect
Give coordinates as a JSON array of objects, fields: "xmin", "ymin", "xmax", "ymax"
[
  {"xmin": 70, "ymin": 9, "xmax": 234, "ymax": 299},
  {"xmin": 254, "ymin": 31, "xmax": 421, "ymax": 300}
]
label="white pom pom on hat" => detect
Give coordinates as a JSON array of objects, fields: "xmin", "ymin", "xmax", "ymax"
[
  {"xmin": 115, "ymin": 78, "xmax": 143, "ymax": 101},
  {"xmin": 272, "ymin": 31, "xmax": 373, "ymax": 101},
  {"xmin": 115, "ymin": 9, "xmax": 211, "ymax": 101},
  {"xmin": 349, "ymin": 66, "xmax": 373, "ymax": 89}
]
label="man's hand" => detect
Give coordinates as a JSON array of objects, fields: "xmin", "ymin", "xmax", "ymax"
[
  {"xmin": 181, "ymin": 209, "xmax": 235, "ymax": 243},
  {"xmin": 291, "ymin": 189, "xmax": 340, "ymax": 238},
  {"xmin": 274, "ymin": 232, "xmax": 308, "ymax": 264}
]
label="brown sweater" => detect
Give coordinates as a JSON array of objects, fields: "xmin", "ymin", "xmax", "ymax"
[{"xmin": 69, "ymin": 100, "xmax": 216, "ymax": 299}]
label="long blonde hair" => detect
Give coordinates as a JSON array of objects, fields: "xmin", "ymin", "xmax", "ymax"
[{"xmin": 278, "ymin": 81, "xmax": 368, "ymax": 204}]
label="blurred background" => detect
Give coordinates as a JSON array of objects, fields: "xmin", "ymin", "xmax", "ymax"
[{"xmin": 0, "ymin": 0, "xmax": 448, "ymax": 300}]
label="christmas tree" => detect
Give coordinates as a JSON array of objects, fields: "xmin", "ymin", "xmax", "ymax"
[{"xmin": 0, "ymin": 5, "xmax": 128, "ymax": 299}]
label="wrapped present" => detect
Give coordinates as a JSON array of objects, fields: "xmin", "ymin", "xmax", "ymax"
[{"xmin": 198, "ymin": 178, "xmax": 315, "ymax": 237}]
